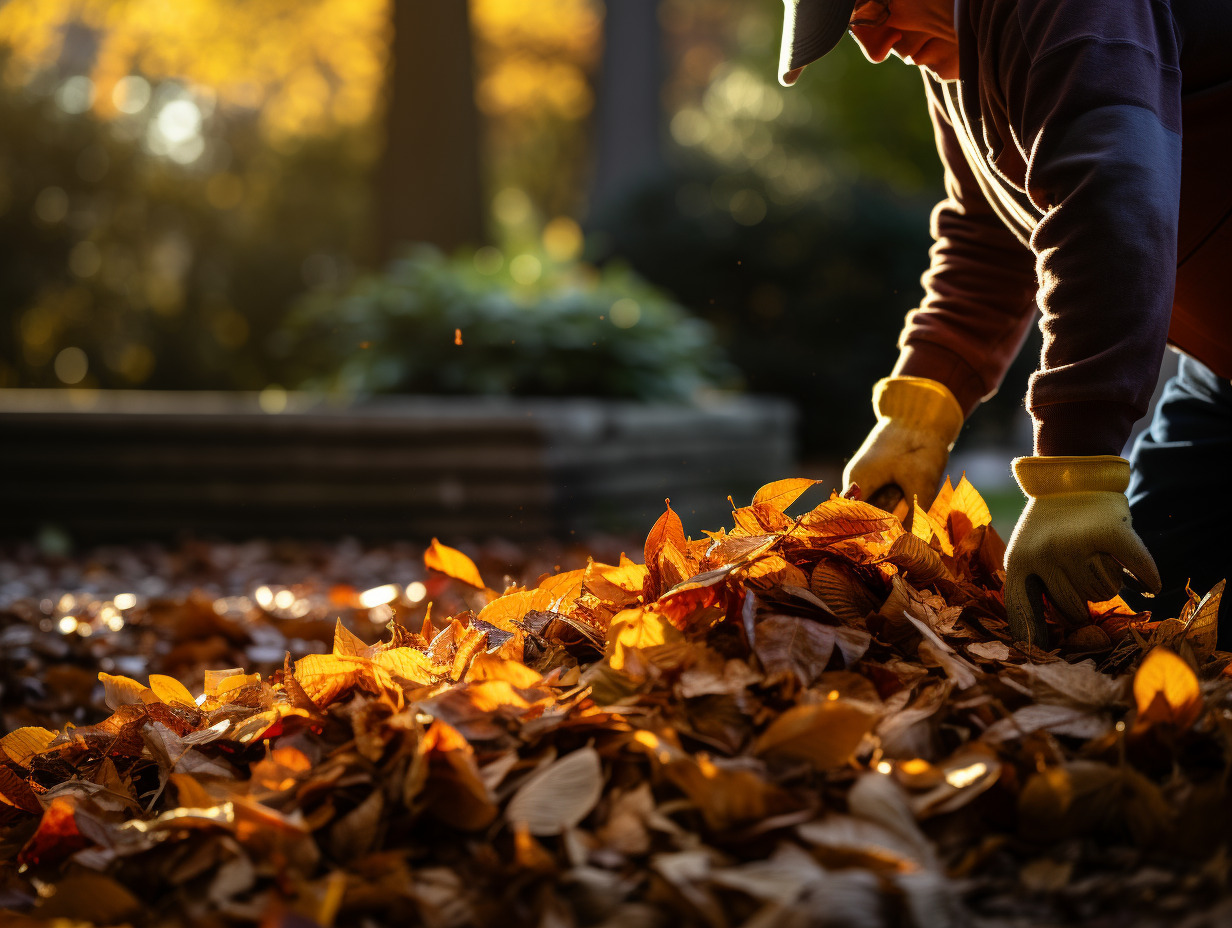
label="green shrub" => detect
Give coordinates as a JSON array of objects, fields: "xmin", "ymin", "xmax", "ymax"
[{"xmin": 280, "ymin": 245, "xmax": 741, "ymax": 402}]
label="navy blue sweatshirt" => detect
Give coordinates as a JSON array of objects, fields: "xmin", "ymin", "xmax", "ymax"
[{"xmin": 895, "ymin": 0, "xmax": 1232, "ymax": 455}]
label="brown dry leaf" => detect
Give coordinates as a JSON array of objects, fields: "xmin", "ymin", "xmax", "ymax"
[
  {"xmin": 753, "ymin": 700, "xmax": 877, "ymax": 770},
  {"xmin": 1183, "ymin": 579, "xmax": 1222, "ymax": 662},
  {"xmin": 36, "ymin": 871, "xmax": 142, "ymax": 923},
  {"xmin": 809, "ymin": 558, "xmax": 880, "ymax": 623},
  {"xmin": 887, "ymin": 532, "xmax": 948, "ymax": 586},
  {"xmin": 418, "ymin": 720, "xmax": 498, "ymax": 831},
  {"xmin": 751, "ymin": 477, "xmax": 821, "ymax": 512},
  {"xmin": 424, "ymin": 537, "xmax": 486, "ymax": 589},
  {"xmin": 0, "ymin": 766, "xmax": 42, "ymax": 815},
  {"xmin": 505, "ymin": 746, "xmax": 604, "ymax": 835},
  {"xmin": 753, "ymin": 615, "xmax": 836, "ymax": 688},
  {"xmin": 1134, "ymin": 646, "xmax": 1202, "ymax": 728}
]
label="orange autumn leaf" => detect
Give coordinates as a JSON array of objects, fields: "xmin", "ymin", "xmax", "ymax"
[
  {"xmin": 751, "ymin": 477, "xmax": 820, "ymax": 513},
  {"xmin": 425, "ymin": 538, "xmax": 486, "ymax": 589},
  {"xmin": 927, "ymin": 476, "xmax": 956, "ymax": 524},
  {"xmin": 752, "ymin": 700, "xmax": 877, "ymax": 770},
  {"xmin": 1133, "ymin": 647, "xmax": 1202, "ymax": 728},
  {"xmin": 644, "ymin": 499, "xmax": 686, "ymax": 568}
]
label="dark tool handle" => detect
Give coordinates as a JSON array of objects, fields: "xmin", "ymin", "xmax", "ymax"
[{"xmin": 868, "ymin": 483, "xmax": 905, "ymax": 513}]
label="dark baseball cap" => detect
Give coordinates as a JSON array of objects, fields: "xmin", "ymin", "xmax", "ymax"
[{"xmin": 778, "ymin": 0, "xmax": 858, "ymax": 86}]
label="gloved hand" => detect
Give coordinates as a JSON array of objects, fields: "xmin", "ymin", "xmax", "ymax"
[
  {"xmin": 1004, "ymin": 455, "xmax": 1161, "ymax": 645},
  {"xmin": 843, "ymin": 376, "xmax": 965, "ymax": 512}
]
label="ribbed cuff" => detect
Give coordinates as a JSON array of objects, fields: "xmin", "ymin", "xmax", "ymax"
[
  {"xmin": 893, "ymin": 342, "xmax": 987, "ymax": 418},
  {"xmin": 873, "ymin": 376, "xmax": 965, "ymax": 445},
  {"xmin": 1031, "ymin": 401, "xmax": 1140, "ymax": 456},
  {"xmin": 1013, "ymin": 455, "xmax": 1131, "ymax": 497}
]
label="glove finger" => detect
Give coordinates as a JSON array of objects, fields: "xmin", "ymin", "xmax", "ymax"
[
  {"xmin": 1080, "ymin": 553, "xmax": 1123, "ymax": 603},
  {"xmin": 1109, "ymin": 530, "xmax": 1162, "ymax": 595},
  {"xmin": 1004, "ymin": 572, "xmax": 1048, "ymax": 646},
  {"xmin": 1045, "ymin": 570, "xmax": 1092, "ymax": 625}
]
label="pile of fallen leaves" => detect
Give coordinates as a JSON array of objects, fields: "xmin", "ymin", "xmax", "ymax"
[{"xmin": 1, "ymin": 477, "xmax": 1229, "ymax": 928}]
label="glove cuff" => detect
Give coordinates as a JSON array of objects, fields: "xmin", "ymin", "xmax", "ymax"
[
  {"xmin": 1013, "ymin": 455, "xmax": 1131, "ymax": 498},
  {"xmin": 872, "ymin": 377, "xmax": 964, "ymax": 445}
]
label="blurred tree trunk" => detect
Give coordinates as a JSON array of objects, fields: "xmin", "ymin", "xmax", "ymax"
[
  {"xmin": 375, "ymin": 0, "xmax": 486, "ymax": 262},
  {"xmin": 588, "ymin": 0, "xmax": 665, "ymax": 218}
]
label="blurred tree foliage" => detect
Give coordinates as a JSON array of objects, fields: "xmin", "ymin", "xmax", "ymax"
[
  {"xmin": 587, "ymin": 0, "xmax": 1036, "ymax": 454},
  {"xmin": 0, "ymin": 0, "xmax": 385, "ymax": 390}
]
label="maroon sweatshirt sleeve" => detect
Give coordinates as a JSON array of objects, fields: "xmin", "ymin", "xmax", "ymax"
[
  {"xmin": 894, "ymin": 78, "xmax": 1038, "ymax": 418},
  {"xmin": 1011, "ymin": 0, "xmax": 1181, "ymax": 455}
]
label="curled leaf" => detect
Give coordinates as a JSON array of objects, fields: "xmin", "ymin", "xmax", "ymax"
[
  {"xmin": 1133, "ymin": 647, "xmax": 1201, "ymax": 728},
  {"xmin": 505, "ymin": 746, "xmax": 604, "ymax": 835},
  {"xmin": 425, "ymin": 538, "xmax": 486, "ymax": 589}
]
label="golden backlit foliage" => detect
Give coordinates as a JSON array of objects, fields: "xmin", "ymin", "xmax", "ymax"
[
  {"xmin": 0, "ymin": 0, "xmax": 390, "ymax": 140},
  {"xmin": 0, "ymin": 0, "xmax": 602, "ymax": 140},
  {"xmin": 471, "ymin": 0, "xmax": 600, "ymax": 121}
]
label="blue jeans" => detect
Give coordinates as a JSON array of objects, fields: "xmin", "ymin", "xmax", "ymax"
[{"xmin": 1124, "ymin": 353, "xmax": 1232, "ymax": 646}]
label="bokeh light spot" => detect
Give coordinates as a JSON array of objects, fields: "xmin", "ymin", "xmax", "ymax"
[{"xmin": 53, "ymin": 347, "xmax": 89, "ymax": 385}]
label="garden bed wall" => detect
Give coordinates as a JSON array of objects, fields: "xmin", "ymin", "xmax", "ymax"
[{"xmin": 0, "ymin": 390, "xmax": 796, "ymax": 542}]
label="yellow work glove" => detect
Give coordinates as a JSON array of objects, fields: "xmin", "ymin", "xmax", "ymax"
[
  {"xmin": 1004, "ymin": 455, "xmax": 1161, "ymax": 645},
  {"xmin": 843, "ymin": 376, "xmax": 964, "ymax": 512}
]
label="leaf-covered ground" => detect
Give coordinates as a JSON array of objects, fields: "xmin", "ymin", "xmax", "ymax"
[{"xmin": 1, "ymin": 477, "xmax": 1229, "ymax": 928}]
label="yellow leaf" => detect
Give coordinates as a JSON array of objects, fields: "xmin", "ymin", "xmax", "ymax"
[
  {"xmin": 333, "ymin": 618, "xmax": 369, "ymax": 657},
  {"xmin": 98, "ymin": 672, "xmax": 151, "ymax": 710},
  {"xmin": 147, "ymin": 674, "xmax": 197, "ymax": 707},
  {"xmin": 753, "ymin": 701, "xmax": 877, "ymax": 770},
  {"xmin": 215, "ymin": 673, "xmax": 261, "ymax": 697},
  {"xmin": 476, "ymin": 588, "xmax": 554, "ymax": 632},
  {"xmin": 598, "ymin": 555, "xmax": 650, "ymax": 592},
  {"xmin": 644, "ymin": 499, "xmax": 687, "ymax": 568},
  {"xmin": 375, "ymin": 647, "xmax": 448, "ymax": 686},
  {"xmin": 424, "ymin": 538, "xmax": 486, "ymax": 589},
  {"xmin": 607, "ymin": 608, "xmax": 682, "ymax": 672},
  {"xmin": 752, "ymin": 477, "xmax": 820, "ymax": 512},
  {"xmin": 910, "ymin": 500, "xmax": 954, "ymax": 556},
  {"xmin": 467, "ymin": 651, "xmax": 542, "ymax": 687},
  {"xmin": 537, "ymin": 567, "xmax": 587, "ymax": 609},
  {"xmin": 203, "ymin": 668, "xmax": 249, "ymax": 697},
  {"xmin": 1134, "ymin": 647, "xmax": 1202, "ymax": 728},
  {"xmin": 0, "ymin": 726, "xmax": 58, "ymax": 767},
  {"xmin": 293, "ymin": 653, "xmax": 362, "ymax": 706},
  {"xmin": 948, "ymin": 475, "xmax": 992, "ymax": 542}
]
